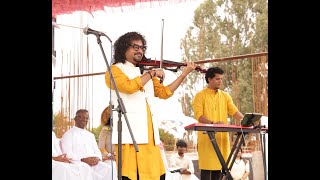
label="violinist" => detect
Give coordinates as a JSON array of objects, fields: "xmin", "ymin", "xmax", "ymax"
[{"xmin": 105, "ymin": 31, "xmax": 196, "ymax": 180}]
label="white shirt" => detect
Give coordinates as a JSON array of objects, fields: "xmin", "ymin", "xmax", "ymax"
[
  {"xmin": 230, "ymin": 159, "xmax": 250, "ymax": 180},
  {"xmin": 169, "ymin": 153, "xmax": 195, "ymax": 180},
  {"xmin": 52, "ymin": 131, "xmax": 63, "ymax": 157},
  {"xmin": 60, "ymin": 126, "xmax": 102, "ymax": 161}
]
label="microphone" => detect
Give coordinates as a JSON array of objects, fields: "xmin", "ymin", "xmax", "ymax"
[{"xmin": 83, "ymin": 27, "xmax": 107, "ymax": 37}]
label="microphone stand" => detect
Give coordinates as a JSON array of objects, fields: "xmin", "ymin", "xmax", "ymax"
[{"xmin": 92, "ymin": 34, "xmax": 139, "ymax": 180}]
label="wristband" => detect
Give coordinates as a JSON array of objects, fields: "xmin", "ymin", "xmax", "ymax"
[{"xmin": 147, "ymin": 71, "xmax": 153, "ymax": 79}]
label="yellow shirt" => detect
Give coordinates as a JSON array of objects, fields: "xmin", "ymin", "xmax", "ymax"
[
  {"xmin": 105, "ymin": 64, "xmax": 173, "ymax": 180},
  {"xmin": 192, "ymin": 88, "xmax": 239, "ymax": 170}
]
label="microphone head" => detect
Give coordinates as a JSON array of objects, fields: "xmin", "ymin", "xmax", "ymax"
[
  {"xmin": 82, "ymin": 27, "xmax": 109, "ymax": 40},
  {"xmin": 83, "ymin": 27, "xmax": 90, "ymax": 35}
]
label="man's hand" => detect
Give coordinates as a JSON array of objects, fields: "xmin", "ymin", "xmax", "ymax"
[
  {"xmin": 181, "ymin": 62, "xmax": 197, "ymax": 76},
  {"xmin": 107, "ymin": 153, "xmax": 116, "ymax": 161},
  {"xmin": 81, "ymin": 157, "xmax": 100, "ymax": 166},
  {"xmin": 152, "ymin": 68, "xmax": 166, "ymax": 83},
  {"xmin": 53, "ymin": 153, "xmax": 72, "ymax": 163},
  {"xmin": 180, "ymin": 168, "xmax": 191, "ymax": 175},
  {"xmin": 216, "ymin": 121, "xmax": 224, "ymax": 124},
  {"xmin": 103, "ymin": 152, "xmax": 116, "ymax": 161}
]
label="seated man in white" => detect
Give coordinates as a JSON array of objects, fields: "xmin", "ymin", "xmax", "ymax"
[
  {"xmin": 169, "ymin": 139, "xmax": 198, "ymax": 180},
  {"xmin": 52, "ymin": 131, "xmax": 94, "ymax": 180},
  {"xmin": 60, "ymin": 109, "xmax": 111, "ymax": 180}
]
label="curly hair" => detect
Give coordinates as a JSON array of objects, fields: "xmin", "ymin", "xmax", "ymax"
[
  {"xmin": 113, "ymin": 32, "xmax": 146, "ymax": 64},
  {"xmin": 205, "ymin": 67, "xmax": 224, "ymax": 83}
]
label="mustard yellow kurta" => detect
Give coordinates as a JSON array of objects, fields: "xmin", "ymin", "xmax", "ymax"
[
  {"xmin": 192, "ymin": 88, "xmax": 239, "ymax": 170},
  {"xmin": 105, "ymin": 65, "xmax": 173, "ymax": 180}
]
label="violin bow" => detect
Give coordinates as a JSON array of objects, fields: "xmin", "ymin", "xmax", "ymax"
[{"xmin": 159, "ymin": 19, "xmax": 164, "ymax": 83}]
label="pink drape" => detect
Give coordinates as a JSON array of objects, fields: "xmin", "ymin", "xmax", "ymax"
[{"xmin": 52, "ymin": 0, "xmax": 188, "ymax": 17}]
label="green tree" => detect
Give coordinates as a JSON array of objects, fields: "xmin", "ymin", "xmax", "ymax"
[
  {"xmin": 53, "ymin": 109, "xmax": 72, "ymax": 138},
  {"xmin": 90, "ymin": 125, "xmax": 103, "ymax": 142},
  {"xmin": 159, "ymin": 128, "xmax": 176, "ymax": 151}
]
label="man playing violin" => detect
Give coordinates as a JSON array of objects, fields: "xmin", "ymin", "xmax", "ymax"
[{"xmin": 105, "ymin": 31, "xmax": 197, "ymax": 180}]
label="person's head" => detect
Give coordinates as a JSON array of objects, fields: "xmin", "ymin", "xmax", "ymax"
[
  {"xmin": 176, "ymin": 139, "xmax": 188, "ymax": 156},
  {"xmin": 113, "ymin": 31, "xmax": 147, "ymax": 65},
  {"xmin": 100, "ymin": 106, "xmax": 111, "ymax": 126},
  {"xmin": 205, "ymin": 67, "xmax": 224, "ymax": 91},
  {"xmin": 74, "ymin": 109, "xmax": 89, "ymax": 129}
]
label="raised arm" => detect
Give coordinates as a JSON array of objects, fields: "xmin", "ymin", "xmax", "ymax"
[{"xmin": 167, "ymin": 62, "xmax": 196, "ymax": 92}]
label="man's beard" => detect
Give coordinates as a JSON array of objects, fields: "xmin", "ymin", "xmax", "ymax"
[{"xmin": 133, "ymin": 53, "xmax": 143, "ymax": 62}]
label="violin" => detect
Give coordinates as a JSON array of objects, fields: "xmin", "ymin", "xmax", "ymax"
[{"xmin": 137, "ymin": 56, "xmax": 207, "ymax": 73}]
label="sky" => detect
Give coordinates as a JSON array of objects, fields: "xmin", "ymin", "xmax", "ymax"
[
  {"xmin": 96, "ymin": 0, "xmax": 205, "ymax": 61},
  {"xmin": 53, "ymin": 0, "xmax": 205, "ymax": 134}
]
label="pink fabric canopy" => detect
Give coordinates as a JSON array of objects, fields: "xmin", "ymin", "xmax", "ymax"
[{"xmin": 52, "ymin": 0, "xmax": 188, "ymax": 17}]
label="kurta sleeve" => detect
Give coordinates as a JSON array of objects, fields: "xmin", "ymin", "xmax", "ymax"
[
  {"xmin": 52, "ymin": 132, "xmax": 60, "ymax": 157},
  {"xmin": 187, "ymin": 158, "xmax": 195, "ymax": 174},
  {"xmin": 169, "ymin": 156, "xmax": 177, "ymax": 168},
  {"xmin": 60, "ymin": 131, "xmax": 81, "ymax": 161},
  {"xmin": 105, "ymin": 65, "xmax": 143, "ymax": 94},
  {"xmin": 90, "ymin": 133, "xmax": 103, "ymax": 160},
  {"xmin": 153, "ymin": 78, "xmax": 173, "ymax": 99},
  {"xmin": 225, "ymin": 93, "xmax": 239, "ymax": 116},
  {"xmin": 192, "ymin": 92, "xmax": 204, "ymax": 121}
]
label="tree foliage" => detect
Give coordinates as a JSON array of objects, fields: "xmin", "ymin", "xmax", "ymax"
[
  {"xmin": 159, "ymin": 128, "xmax": 176, "ymax": 151},
  {"xmin": 53, "ymin": 109, "xmax": 73, "ymax": 138},
  {"xmin": 90, "ymin": 125, "xmax": 103, "ymax": 142}
]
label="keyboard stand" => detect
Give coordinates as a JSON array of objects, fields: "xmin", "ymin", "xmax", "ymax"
[
  {"xmin": 207, "ymin": 131, "xmax": 247, "ymax": 180},
  {"xmin": 184, "ymin": 123, "xmax": 268, "ymax": 180},
  {"xmin": 260, "ymin": 129, "xmax": 267, "ymax": 180}
]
